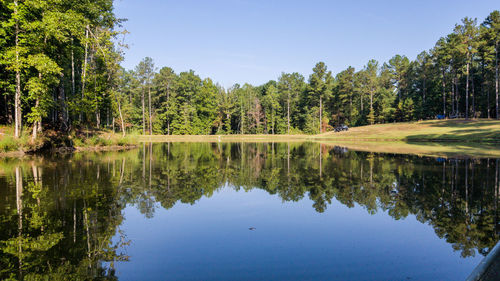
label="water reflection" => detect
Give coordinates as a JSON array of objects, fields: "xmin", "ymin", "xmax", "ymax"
[{"xmin": 0, "ymin": 142, "xmax": 499, "ymax": 279}]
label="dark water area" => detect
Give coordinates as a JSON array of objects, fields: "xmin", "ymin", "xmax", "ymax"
[{"xmin": 0, "ymin": 142, "xmax": 499, "ymax": 280}]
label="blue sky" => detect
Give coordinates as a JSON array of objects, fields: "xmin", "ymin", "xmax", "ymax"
[{"xmin": 114, "ymin": 0, "xmax": 499, "ymax": 87}]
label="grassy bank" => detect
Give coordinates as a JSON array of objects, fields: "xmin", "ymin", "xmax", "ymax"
[
  {"xmin": 313, "ymin": 119, "xmax": 500, "ymax": 143},
  {"xmin": 70, "ymin": 130, "xmax": 139, "ymax": 149},
  {"xmin": 0, "ymin": 126, "xmax": 138, "ymax": 154}
]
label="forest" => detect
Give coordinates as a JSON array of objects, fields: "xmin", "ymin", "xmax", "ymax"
[{"xmin": 0, "ymin": 1, "xmax": 499, "ymax": 138}]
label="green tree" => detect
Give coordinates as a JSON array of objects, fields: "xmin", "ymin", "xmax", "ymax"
[
  {"xmin": 262, "ymin": 84, "xmax": 280, "ymax": 134},
  {"xmin": 454, "ymin": 17, "xmax": 479, "ymax": 119},
  {"xmin": 278, "ymin": 72, "xmax": 304, "ymax": 134},
  {"xmin": 135, "ymin": 57, "xmax": 156, "ymax": 134},
  {"xmin": 308, "ymin": 62, "xmax": 333, "ymax": 133},
  {"xmin": 482, "ymin": 11, "xmax": 500, "ymax": 119}
]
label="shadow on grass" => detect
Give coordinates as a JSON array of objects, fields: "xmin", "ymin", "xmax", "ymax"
[
  {"xmin": 405, "ymin": 127, "xmax": 500, "ymax": 142},
  {"xmin": 422, "ymin": 119, "xmax": 500, "ymax": 128}
]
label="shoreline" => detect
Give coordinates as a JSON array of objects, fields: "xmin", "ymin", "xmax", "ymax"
[
  {"xmin": 1, "ymin": 138, "xmax": 499, "ymax": 159},
  {"xmin": 0, "ymin": 144, "xmax": 138, "ymax": 158}
]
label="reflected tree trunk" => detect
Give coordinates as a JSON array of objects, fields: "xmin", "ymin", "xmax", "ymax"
[
  {"xmin": 142, "ymin": 143, "xmax": 146, "ymax": 179},
  {"xmin": 149, "ymin": 142, "xmax": 153, "ymax": 187},
  {"xmin": 319, "ymin": 144, "xmax": 322, "ymax": 179},
  {"xmin": 73, "ymin": 200, "xmax": 76, "ymax": 244},
  {"xmin": 120, "ymin": 157, "xmax": 126, "ymax": 185},
  {"xmin": 465, "ymin": 159, "xmax": 469, "ymax": 219},
  {"xmin": 287, "ymin": 142, "xmax": 290, "ymax": 179},
  {"xmin": 15, "ymin": 166, "xmax": 23, "ymax": 278}
]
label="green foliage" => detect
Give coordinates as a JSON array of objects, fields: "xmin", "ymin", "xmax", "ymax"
[
  {"xmin": 0, "ymin": 4, "xmax": 499, "ymax": 138},
  {"xmin": 0, "ymin": 135, "xmax": 18, "ymax": 152}
]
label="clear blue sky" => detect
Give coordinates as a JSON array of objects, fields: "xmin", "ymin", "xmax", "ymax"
[{"xmin": 114, "ymin": 0, "xmax": 498, "ymax": 88}]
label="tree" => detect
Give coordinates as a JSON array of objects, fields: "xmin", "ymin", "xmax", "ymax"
[
  {"xmin": 153, "ymin": 67, "xmax": 177, "ymax": 134},
  {"xmin": 334, "ymin": 66, "xmax": 356, "ymax": 125},
  {"xmin": 135, "ymin": 57, "xmax": 155, "ymax": 135},
  {"xmin": 362, "ymin": 60, "xmax": 379, "ymax": 124},
  {"xmin": 387, "ymin": 55, "xmax": 410, "ymax": 101},
  {"xmin": 2, "ymin": 0, "xmax": 28, "ymax": 138},
  {"xmin": 434, "ymin": 37, "xmax": 452, "ymax": 116},
  {"xmin": 278, "ymin": 72, "xmax": 304, "ymax": 134},
  {"xmin": 262, "ymin": 84, "xmax": 280, "ymax": 134},
  {"xmin": 455, "ymin": 17, "xmax": 479, "ymax": 119},
  {"xmin": 483, "ymin": 11, "xmax": 500, "ymax": 119},
  {"xmin": 308, "ymin": 62, "xmax": 333, "ymax": 133}
]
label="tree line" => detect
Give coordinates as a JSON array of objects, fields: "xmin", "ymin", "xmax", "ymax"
[{"xmin": 0, "ymin": 3, "xmax": 499, "ymax": 137}]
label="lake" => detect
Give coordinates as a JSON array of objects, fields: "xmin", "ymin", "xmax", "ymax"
[{"xmin": 0, "ymin": 142, "xmax": 498, "ymax": 280}]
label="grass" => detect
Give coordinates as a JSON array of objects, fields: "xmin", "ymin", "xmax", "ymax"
[
  {"xmin": 313, "ymin": 119, "xmax": 500, "ymax": 143},
  {"xmin": 70, "ymin": 129, "xmax": 139, "ymax": 148},
  {"xmin": 0, "ymin": 126, "xmax": 45, "ymax": 153},
  {"xmin": 0, "ymin": 125, "xmax": 139, "ymax": 153}
]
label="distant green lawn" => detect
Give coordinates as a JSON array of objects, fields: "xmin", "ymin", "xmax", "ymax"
[{"xmin": 314, "ymin": 119, "xmax": 500, "ymax": 143}]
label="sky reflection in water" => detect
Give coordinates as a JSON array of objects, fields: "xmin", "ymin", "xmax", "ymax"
[{"xmin": 0, "ymin": 142, "xmax": 498, "ymax": 280}]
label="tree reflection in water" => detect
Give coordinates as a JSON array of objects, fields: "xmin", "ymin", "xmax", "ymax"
[{"xmin": 0, "ymin": 142, "xmax": 499, "ymax": 279}]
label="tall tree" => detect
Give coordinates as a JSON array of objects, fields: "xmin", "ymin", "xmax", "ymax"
[
  {"xmin": 483, "ymin": 11, "xmax": 500, "ymax": 119},
  {"xmin": 135, "ymin": 57, "xmax": 155, "ymax": 135},
  {"xmin": 387, "ymin": 55, "xmax": 410, "ymax": 101},
  {"xmin": 278, "ymin": 72, "xmax": 304, "ymax": 134},
  {"xmin": 455, "ymin": 17, "xmax": 479, "ymax": 119},
  {"xmin": 362, "ymin": 60, "xmax": 379, "ymax": 124},
  {"xmin": 308, "ymin": 62, "xmax": 333, "ymax": 133}
]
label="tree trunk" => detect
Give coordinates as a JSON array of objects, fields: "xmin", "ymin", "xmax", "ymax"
[
  {"xmin": 319, "ymin": 96, "xmax": 322, "ymax": 133},
  {"xmin": 423, "ymin": 75, "xmax": 426, "ymax": 107},
  {"xmin": 287, "ymin": 93, "xmax": 290, "ymax": 134},
  {"xmin": 360, "ymin": 94, "xmax": 364, "ymax": 112},
  {"xmin": 466, "ymin": 59, "xmax": 470, "ymax": 119},
  {"xmin": 117, "ymin": 98, "xmax": 125, "ymax": 137},
  {"xmin": 370, "ymin": 91, "xmax": 373, "ymax": 112},
  {"xmin": 451, "ymin": 76, "xmax": 455, "ymax": 114},
  {"xmin": 142, "ymin": 89, "xmax": 146, "ymax": 135},
  {"xmin": 442, "ymin": 68, "xmax": 446, "ymax": 116},
  {"xmin": 483, "ymin": 62, "xmax": 489, "ymax": 119},
  {"xmin": 271, "ymin": 110, "xmax": 274, "ymax": 135},
  {"xmin": 148, "ymin": 85, "xmax": 152, "ymax": 135},
  {"xmin": 96, "ymin": 111, "xmax": 100, "ymax": 129},
  {"xmin": 60, "ymin": 74, "xmax": 68, "ymax": 130},
  {"xmin": 32, "ymin": 98, "xmax": 39, "ymax": 140},
  {"xmin": 471, "ymin": 73, "xmax": 475, "ymax": 118},
  {"xmin": 80, "ymin": 26, "xmax": 89, "ymax": 122},
  {"xmin": 71, "ymin": 38, "xmax": 75, "ymax": 99},
  {"xmin": 14, "ymin": 0, "xmax": 21, "ymax": 138},
  {"xmin": 496, "ymin": 41, "xmax": 499, "ymax": 120},
  {"xmin": 349, "ymin": 93, "xmax": 353, "ymax": 121},
  {"xmin": 370, "ymin": 90, "xmax": 374, "ymax": 125}
]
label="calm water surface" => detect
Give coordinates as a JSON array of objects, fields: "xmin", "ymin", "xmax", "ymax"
[{"xmin": 0, "ymin": 142, "xmax": 499, "ymax": 280}]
